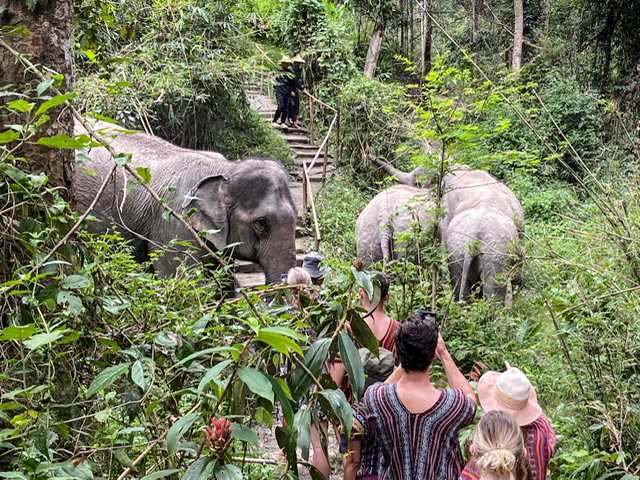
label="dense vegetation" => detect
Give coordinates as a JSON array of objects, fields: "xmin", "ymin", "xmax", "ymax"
[{"xmin": 1, "ymin": 0, "xmax": 640, "ymax": 478}]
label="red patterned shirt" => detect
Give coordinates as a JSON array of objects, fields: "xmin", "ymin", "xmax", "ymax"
[
  {"xmin": 364, "ymin": 383, "xmax": 476, "ymax": 480},
  {"xmin": 459, "ymin": 413, "xmax": 556, "ymax": 480}
]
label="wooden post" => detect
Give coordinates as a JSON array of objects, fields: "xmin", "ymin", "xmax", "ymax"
[
  {"xmin": 302, "ymin": 163, "xmax": 308, "ymax": 214},
  {"xmin": 336, "ymin": 105, "xmax": 341, "ymax": 168},
  {"xmin": 309, "ymin": 98, "xmax": 315, "ymax": 144},
  {"xmin": 323, "ymin": 140, "xmax": 328, "ymax": 179}
]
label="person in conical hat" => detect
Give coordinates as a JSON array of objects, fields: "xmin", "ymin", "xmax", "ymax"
[
  {"xmin": 286, "ymin": 54, "xmax": 306, "ymax": 129},
  {"xmin": 272, "ymin": 56, "xmax": 294, "ymax": 126}
]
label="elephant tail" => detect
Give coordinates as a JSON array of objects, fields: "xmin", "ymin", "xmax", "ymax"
[{"xmin": 458, "ymin": 252, "xmax": 473, "ymax": 302}]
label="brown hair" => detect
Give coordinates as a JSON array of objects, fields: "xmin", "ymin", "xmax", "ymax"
[{"xmin": 473, "ymin": 411, "xmax": 531, "ymax": 480}]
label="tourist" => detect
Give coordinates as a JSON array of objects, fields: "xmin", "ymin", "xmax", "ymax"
[
  {"xmin": 460, "ymin": 366, "xmax": 556, "ymax": 480},
  {"xmin": 462, "ymin": 410, "xmax": 532, "ymax": 480},
  {"xmin": 287, "ymin": 54, "xmax": 306, "ymax": 128},
  {"xmin": 302, "ymin": 251, "xmax": 328, "ymax": 286},
  {"xmin": 364, "ymin": 314, "xmax": 477, "ymax": 479}
]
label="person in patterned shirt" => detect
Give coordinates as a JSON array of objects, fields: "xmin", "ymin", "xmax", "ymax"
[
  {"xmin": 363, "ymin": 314, "xmax": 477, "ymax": 480},
  {"xmin": 460, "ymin": 366, "xmax": 556, "ymax": 480}
]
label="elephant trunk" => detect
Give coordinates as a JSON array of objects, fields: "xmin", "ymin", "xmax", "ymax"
[{"xmin": 259, "ymin": 237, "xmax": 297, "ymax": 285}]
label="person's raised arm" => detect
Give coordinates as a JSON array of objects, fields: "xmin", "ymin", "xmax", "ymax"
[
  {"xmin": 343, "ymin": 437, "xmax": 362, "ymax": 480},
  {"xmin": 436, "ymin": 334, "xmax": 476, "ymax": 403}
]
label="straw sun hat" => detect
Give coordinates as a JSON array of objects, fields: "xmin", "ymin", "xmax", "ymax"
[
  {"xmin": 478, "ymin": 366, "xmax": 542, "ymax": 426},
  {"xmin": 278, "ymin": 56, "xmax": 292, "ymax": 65},
  {"xmin": 291, "ymin": 54, "xmax": 306, "ymax": 63}
]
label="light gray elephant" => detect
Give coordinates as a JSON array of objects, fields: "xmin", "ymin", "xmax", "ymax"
[
  {"xmin": 355, "ymin": 185, "xmax": 437, "ymax": 268},
  {"xmin": 442, "ymin": 205, "xmax": 520, "ymax": 304},
  {"xmin": 370, "ymin": 158, "xmax": 524, "ymax": 234},
  {"xmin": 75, "ymin": 120, "xmax": 297, "ymax": 283}
]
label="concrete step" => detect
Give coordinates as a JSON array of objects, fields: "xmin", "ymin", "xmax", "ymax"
[
  {"xmin": 236, "ymin": 271, "xmax": 265, "ymax": 287},
  {"xmin": 294, "ymin": 150, "xmax": 334, "ymax": 160},
  {"xmin": 280, "ymin": 134, "xmax": 312, "ymax": 143}
]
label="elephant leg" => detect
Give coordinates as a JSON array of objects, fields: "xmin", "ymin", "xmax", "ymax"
[
  {"xmin": 481, "ymin": 254, "xmax": 507, "ymax": 303},
  {"xmin": 447, "ymin": 254, "xmax": 464, "ymax": 301},
  {"xmin": 459, "ymin": 253, "xmax": 474, "ymax": 301}
]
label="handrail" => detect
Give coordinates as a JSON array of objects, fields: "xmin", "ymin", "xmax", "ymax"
[
  {"xmin": 302, "ymin": 112, "xmax": 338, "ymax": 250},
  {"xmin": 303, "ymin": 90, "xmax": 337, "ymax": 113}
]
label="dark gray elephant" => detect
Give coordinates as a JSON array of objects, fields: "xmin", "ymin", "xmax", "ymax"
[
  {"xmin": 371, "ymin": 159, "xmax": 524, "ymax": 234},
  {"xmin": 355, "ymin": 185, "xmax": 437, "ymax": 268},
  {"xmin": 75, "ymin": 120, "xmax": 297, "ymax": 283},
  {"xmin": 442, "ymin": 205, "xmax": 520, "ymax": 305}
]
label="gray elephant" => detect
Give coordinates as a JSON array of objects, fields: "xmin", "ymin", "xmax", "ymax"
[
  {"xmin": 371, "ymin": 159, "xmax": 524, "ymax": 233},
  {"xmin": 355, "ymin": 185, "xmax": 437, "ymax": 268},
  {"xmin": 442, "ymin": 205, "xmax": 520, "ymax": 304},
  {"xmin": 75, "ymin": 120, "xmax": 297, "ymax": 283}
]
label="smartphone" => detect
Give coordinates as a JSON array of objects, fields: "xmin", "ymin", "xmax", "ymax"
[{"xmin": 418, "ymin": 310, "xmax": 437, "ymax": 321}]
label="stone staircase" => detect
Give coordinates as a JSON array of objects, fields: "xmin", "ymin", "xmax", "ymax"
[{"xmin": 235, "ymin": 85, "xmax": 336, "ymax": 286}]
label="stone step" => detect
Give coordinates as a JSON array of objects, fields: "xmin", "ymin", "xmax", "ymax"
[
  {"xmin": 280, "ymin": 134, "xmax": 312, "ymax": 143},
  {"xmin": 289, "ymin": 143, "xmax": 320, "ymax": 150},
  {"xmin": 294, "ymin": 150, "xmax": 334, "ymax": 160}
]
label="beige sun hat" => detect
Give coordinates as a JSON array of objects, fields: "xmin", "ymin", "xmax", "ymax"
[
  {"xmin": 291, "ymin": 54, "xmax": 306, "ymax": 63},
  {"xmin": 477, "ymin": 366, "xmax": 542, "ymax": 426},
  {"xmin": 278, "ymin": 56, "xmax": 292, "ymax": 65}
]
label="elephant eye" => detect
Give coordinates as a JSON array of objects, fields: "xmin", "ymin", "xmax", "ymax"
[{"xmin": 253, "ymin": 217, "xmax": 271, "ymax": 237}]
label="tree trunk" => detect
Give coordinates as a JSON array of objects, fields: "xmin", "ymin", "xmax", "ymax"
[
  {"xmin": 470, "ymin": 0, "xmax": 478, "ymax": 45},
  {"xmin": 364, "ymin": 21, "xmax": 385, "ymax": 78},
  {"xmin": 408, "ymin": 0, "xmax": 414, "ymax": 58},
  {"xmin": 0, "ymin": 0, "xmax": 75, "ymax": 204},
  {"xmin": 512, "ymin": 0, "xmax": 524, "ymax": 71},
  {"xmin": 420, "ymin": 0, "xmax": 432, "ymax": 81}
]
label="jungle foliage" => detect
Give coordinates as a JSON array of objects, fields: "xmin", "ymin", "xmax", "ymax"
[{"xmin": 1, "ymin": 0, "xmax": 640, "ymax": 478}]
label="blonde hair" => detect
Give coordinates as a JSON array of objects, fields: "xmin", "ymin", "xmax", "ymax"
[
  {"xmin": 473, "ymin": 411, "xmax": 530, "ymax": 480},
  {"xmin": 287, "ymin": 267, "xmax": 312, "ymax": 286}
]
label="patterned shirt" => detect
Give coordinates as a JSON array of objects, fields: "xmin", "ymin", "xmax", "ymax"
[
  {"xmin": 352, "ymin": 403, "xmax": 382, "ymax": 477},
  {"xmin": 459, "ymin": 413, "xmax": 556, "ymax": 480},
  {"xmin": 364, "ymin": 383, "xmax": 477, "ymax": 480}
]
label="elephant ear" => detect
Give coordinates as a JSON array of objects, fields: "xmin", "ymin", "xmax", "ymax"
[{"xmin": 181, "ymin": 175, "xmax": 229, "ymax": 251}]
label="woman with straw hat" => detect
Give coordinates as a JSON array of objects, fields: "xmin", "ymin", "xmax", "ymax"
[
  {"xmin": 460, "ymin": 366, "xmax": 556, "ymax": 480},
  {"xmin": 272, "ymin": 56, "xmax": 294, "ymax": 126}
]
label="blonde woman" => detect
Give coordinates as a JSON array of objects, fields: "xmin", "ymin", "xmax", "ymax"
[{"xmin": 462, "ymin": 411, "xmax": 532, "ymax": 480}]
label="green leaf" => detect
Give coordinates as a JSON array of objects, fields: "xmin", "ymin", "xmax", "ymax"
[
  {"xmin": 171, "ymin": 346, "xmax": 239, "ymax": 369},
  {"xmin": 36, "ymin": 79, "xmax": 55, "ymax": 96},
  {"xmin": 35, "ymin": 93, "xmax": 75, "ymax": 116},
  {"xmin": 57, "ymin": 291, "xmax": 84, "ymax": 315},
  {"xmin": 183, "ymin": 456, "xmax": 217, "ymax": 480},
  {"xmin": 236, "ymin": 367, "xmax": 274, "ymax": 403},
  {"xmin": 166, "ymin": 413, "xmax": 199, "ymax": 456},
  {"xmin": 86, "ymin": 363, "xmax": 130, "ymax": 397},
  {"xmin": 267, "ymin": 376, "xmax": 294, "ymax": 427},
  {"xmin": 115, "ymin": 153, "xmax": 132, "ymax": 165},
  {"xmin": 293, "ymin": 408, "xmax": 311, "ymax": 460},
  {"xmin": 0, "ymin": 130, "xmax": 20, "ymax": 144},
  {"xmin": 339, "ymin": 331, "xmax": 365, "ymax": 401},
  {"xmin": 349, "ymin": 311, "xmax": 379, "ymax": 357},
  {"xmin": 131, "ymin": 360, "xmax": 149, "ymax": 390},
  {"xmin": 140, "ymin": 469, "xmax": 182, "ymax": 480},
  {"xmin": 231, "ymin": 423, "xmax": 259, "ymax": 445},
  {"xmin": 352, "ymin": 268, "xmax": 373, "ymax": 300},
  {"xmin": 256, "ymin": 329, "xmax": 303, "ymax": 357},
  {"xmin": 135, "ymin": 167, "xmax": 151, "ymax": 184},
  {"xmin": 197, "ymin": 359, "xmax": 233, "ymax": 393},
  {"xmin": 0, "ymin": 325, "xmax": 37, "ymax": 341},
  {"xmin": 0, "ymin": 472, "xmax": 28, "ymax": 479},
  {"xmin": 61, "ymin": 275, "xmax": 91, "ymax": 289},
  {"xmin": 7, "ymin": 99, "xmax": 33, "ymax": 112},
  {"xmin": 214, "ymin": 464, "xmax": 242, "ymax": 480},
  {"xmin": 22, "ymin": 331, "xmax": 64, "ymax": 350},
  {"xmin": 37, "ymin": 134, "xmax": 88, "ymax": 149},
  {"xmin": 318, "ymin": 388, "xmax": 352, "ymax": 439},
  {"xmin": 291, "ymin": 337, "xmax": 332, "ymax": 400}
]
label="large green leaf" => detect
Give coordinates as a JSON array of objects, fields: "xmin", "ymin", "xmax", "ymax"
[
  {"xmin": 183, "ymin": 456, "xmax": 216, "ymax": 480},
  {"xmin": 236, "ymin": 367, "xmax": 274, "ymax": 403},
  {"xmin": 293, "ymin": 408, "xmax": 311, "ymax": 461},
  {"xmin": 348, "ymin": 311, "xmax": 379, "ymax": 357},
  {"xmin": 267, "ymin": 375, "xmax": 294, "ymax": 427},
  {"xmin": 36, "ymin": 134, "xmax": 89, "ymax": 149},
  {"xmin": 35, "ymin": 93, "xmax": 76, "ymax": 116},
  {"xmin": 255, "ymin": 329, "xmax": 303, "ymax": 357},
  {"xmin": 338, "ymin": 331, "xmax": 365, "ymax": 401},
  {"xmin": 86, "ymin": 363, "xmax": 130, "ymax": 397},
  {"xmin": 139, "ymin": 469, "xmax": 182, "ymax": 480},
  {"xmin": 131, "ymin": 360, "xmax": 150, "ymax": 390},
  {"xmin": 171, "ymin": 346, "xmax": 240, "ymax": 369},
  {"xmin": 61, "ymin": 275, "xmax": 91, "ymax": 289},
  {"xmin": 0, "ymin": 324, "xmax": 37, "ymax": 341},
  {"xmin": 214, "ymin": 464, "xmax": 242, "ymax": 480},
  {"xmin": 197, "ymin": 359, "xmax": 233, "ymax": 393},
  {"xmin": 291, "ymin": 337, "xmax": 332, "ymax": 400},
  {"xmin": 22, "ymin": 331, "xmax": 64, "ymax": 350},
  {"xmin": 166, "ymin": 413, "xmax": 199, "ymax": 456},
  {"xmin": 0, "ymin": 130, "xmax": 20, "ymax": 144},
  {"xmin": 318, "ymin": 389, "xmax": 352, "ymax": 439},
  {"xmin": 230, "ymin": 423, "xmax": 259, "ymax": 445}
]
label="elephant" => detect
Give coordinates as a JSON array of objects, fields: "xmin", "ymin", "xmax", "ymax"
[
  {"xmin": 442, "ymin": 205, "xmax": 520, "ymax": 304},
  {"xmin": 75, "ymin": 120, "xmax": 298, "ymax": 283},
  {"xmin": 355, "ymin": 185, "xmax": 437, "ymax": 268},
  {"xmin": 370, "ymin": 158, "xmax": 524, "ymax": 234}
]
